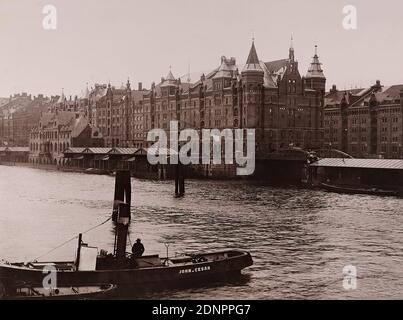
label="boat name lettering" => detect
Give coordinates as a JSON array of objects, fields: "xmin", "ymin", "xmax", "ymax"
[{"xmin": 179, "ymin": 266, "xmax": 211, "ymax": 274}]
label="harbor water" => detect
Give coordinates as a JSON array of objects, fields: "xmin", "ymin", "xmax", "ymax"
[{"xmin": 1, "ymin": 165, "xmax": 403, "ymax": 299}]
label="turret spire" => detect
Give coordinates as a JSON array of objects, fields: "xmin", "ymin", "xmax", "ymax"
[
  {"xmin": 242, "ymin": 40, "xmax": 263, "ymax": 74},
  {"xmin": 306, "ymin": 45, "xmax": 325, "ymax": 79},
  {"xmin": 126, "ymin": 77, "xmax": 131, "ymax": 90},
  {"xmin": 289, "ymin": 35, "xmax": 295, "ymax": 62},
  {"xmin": 166, "ymin": 68, "xmax": 175, "ymax": 81},
  {"xmin": 83, "ymin": 82, "xmax": 90, "ymax": 99}
]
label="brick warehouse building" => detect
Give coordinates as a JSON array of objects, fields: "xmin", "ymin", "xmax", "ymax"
[
  {"xmin": 324, "ymin": 82, "xmax": 403, "ymax": 159},
  {"xmin": 87, "ymin": 41, "xmax": 325, "ymax": 154},
  {"xmin": 0, "ymin": 93, "xmax": 50, "ymax": 147},
  {"xmin": 93, "ymin": 81, "xmax": 148, "ymax": 148},
  {"xmin": 139, "ymin": 41, "xmax": 326, "ymax": 154}
]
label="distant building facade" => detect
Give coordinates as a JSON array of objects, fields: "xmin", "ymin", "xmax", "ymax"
[
  {"xmin": 324, "ymin": 81, "xmax": 403, "ymax": 158},
  {"xmin": 0, "ymin": 93, "xmax": 50, "ymax": 147},
  {"xmin": 29, "ymin": 111, "xmax": 103, "ymax": 165},
  {"xmin": 91, "ymin": 81, "xmax": 148, "ymax": 148}
]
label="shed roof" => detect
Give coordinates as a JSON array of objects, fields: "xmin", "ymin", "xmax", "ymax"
[
  {"xmin": 0, "ymin": 146, "xmax": 29, "ymax": 152},
  {"xmin": 82, "ymin": 147, "xmax": 112, "ymax": 154},
  {"xmin": 310, "ymin": 158, "xmax": 403, "ymax": 170},
  {"xmin": 108, "ymin": 147, "xmax": 138, "ymax": 155},
  {"xmin": 63, "ymin": 147, "xmax": 86, "ymax": 154}
]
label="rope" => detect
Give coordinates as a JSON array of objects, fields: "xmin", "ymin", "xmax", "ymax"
[{"xmin": 30, "ymin": 216, "xmax": 112, "ymax": 262}]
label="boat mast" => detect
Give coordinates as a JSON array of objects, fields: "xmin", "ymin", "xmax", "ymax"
[
  {"xmin": 75, "ymin": 233, "xmax": 82, "ymax": 270},
  {"xmin": 112, "ymin": 171, "xmax": 132, "ymax": 260}
]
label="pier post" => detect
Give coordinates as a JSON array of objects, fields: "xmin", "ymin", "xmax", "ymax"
[
  {"xmin": 175, "ymin": 163, "xmax": 185, "ymax": 197},
  {"xmin": 175, "ymin": 163, "xmax": 179, "ymax": 196}
]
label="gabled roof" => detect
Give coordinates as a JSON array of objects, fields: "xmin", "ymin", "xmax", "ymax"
[
  {"xmin": 362, "ymin": 84, "xmax": 403, "ymax": 106},
  {"xmin": 264, "ymin": 59, "xmax": 289, "ymax": 74},
  {"xmin": 70, "ymin": 116, "xmax": 89, "ymax": 138},
  {"xmin": 325, "ymin": 88, "xmax": 366, "ymax": 106},
  {"xmin": 260, "ymin": 62, "xmax": 278, "ymax": 88},
  {"xmin": 378, "ymin": 85, "xmax": 403, "ymax": 101},
  {"xmin": 40, "ymin": 111, "xmax": 78, "ymax": 128}
]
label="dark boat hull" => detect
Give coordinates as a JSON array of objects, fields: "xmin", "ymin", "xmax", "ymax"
[
  {"xmin": 3, "ymin": 284, "xmax": 116, "ymax": 300},
  {"xmin": 0, "ymin": 250, "xmax": 253, "ymax": 293},
  {"xmin": 320, "ymin": 183, "xmax": 398, "ymax": 196}
]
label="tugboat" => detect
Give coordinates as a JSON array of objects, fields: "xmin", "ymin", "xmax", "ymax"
[{"xmin": 0, "ymin": 171, "xmax": 253, "ymax": 296}]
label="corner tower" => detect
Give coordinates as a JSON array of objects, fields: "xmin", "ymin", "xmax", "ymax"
[{"xmin": 241, "ymin": 41, "xmax": 264, "ymax": 131}]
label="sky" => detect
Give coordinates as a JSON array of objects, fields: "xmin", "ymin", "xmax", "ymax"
[{"xmin": 0, "ymin": 0, "xmax": 402, "ymax": 98}]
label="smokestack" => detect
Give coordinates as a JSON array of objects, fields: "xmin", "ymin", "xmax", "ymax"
[{"xmin": 138, "ymin": 82, "xmax": 142, "ymax": 91}]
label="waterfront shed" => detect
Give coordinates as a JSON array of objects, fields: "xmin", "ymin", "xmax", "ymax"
[{"xmin": 309, "ymin": 158, "xmax": 403, "ymax": 191}]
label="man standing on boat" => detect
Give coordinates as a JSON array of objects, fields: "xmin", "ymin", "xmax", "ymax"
[{"xmin": 132, "ymin": 239, "xmax": 145, "ymax": 257}]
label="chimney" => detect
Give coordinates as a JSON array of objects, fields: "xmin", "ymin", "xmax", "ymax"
[
  {"xmin": 138, "ymin": 82, "xmax": 142, "ymax": 91},
  {"xmin": 330, "ymin": 84, "xmax": 337, "ymax": 93}
]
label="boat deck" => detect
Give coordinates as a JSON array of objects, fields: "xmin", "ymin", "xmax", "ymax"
[{"xmin": 9, "ymin": 250, "xmax": 246, "ymax": 272}]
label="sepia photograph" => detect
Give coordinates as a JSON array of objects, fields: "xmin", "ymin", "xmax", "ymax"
[{"xmin": 0, "ymin": 0, "xmax": 403, "ymax": 313}]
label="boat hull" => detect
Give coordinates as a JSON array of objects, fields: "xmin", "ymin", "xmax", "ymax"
[
  {"xmin": 3, "ymin": 284, "xmax": 116, "ymax": 300},
  {"xmin": 320, "ymin": 183, "xmax": 398, "ymax": 196},
  {"xmin": 0, "ymin": 250, "xmax": 253, "ymax": 294}
]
